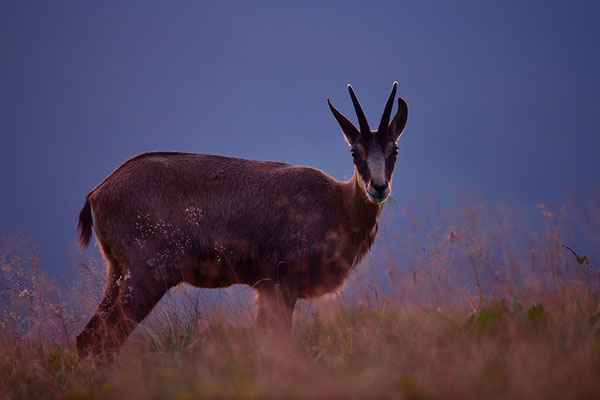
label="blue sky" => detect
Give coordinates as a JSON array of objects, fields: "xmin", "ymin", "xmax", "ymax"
[{"xmin": 1, "ymin": 1, "xmax": 599, "ymax": 275}]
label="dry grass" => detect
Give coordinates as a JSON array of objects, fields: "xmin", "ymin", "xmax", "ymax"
[{"xmin": 1, "ymin": 191, "xmax": 599, "ymax": 399}]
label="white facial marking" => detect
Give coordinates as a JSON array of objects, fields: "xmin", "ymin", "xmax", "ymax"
[{"xmin": 367, "ymin": 148, "xmax": 386, "ymax": 185}]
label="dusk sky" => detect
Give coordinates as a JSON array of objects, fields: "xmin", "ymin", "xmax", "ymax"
[{"xmin": 1, "ymin": 1, "xmax": 599, "ymax": 275}]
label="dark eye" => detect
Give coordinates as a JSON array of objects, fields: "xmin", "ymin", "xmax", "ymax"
[
  {"xmin": 350, "ymin": 149, "xmax": 359, "ymax": 158},
  {"xmin": 391, "ymin": 147, "xmax": 399, "ymax": 156}
]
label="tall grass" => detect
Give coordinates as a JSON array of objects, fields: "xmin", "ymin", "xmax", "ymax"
[{"xmin": 1, "ymin": 191, "xmax": 599, "ymax": 399}]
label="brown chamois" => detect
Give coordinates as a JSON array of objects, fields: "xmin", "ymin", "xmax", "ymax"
[{"xmin": 76, "ymin": 83, "xmax": 408, "ymax": 357}]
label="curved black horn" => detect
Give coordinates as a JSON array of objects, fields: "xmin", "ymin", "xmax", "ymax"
[
  {"xmin": 347, "ymin": 84, "xmax": 370, "ymax": 134},
  {"xmin": 377, "ymin": 81, "xmax": 398, "ymax": 133}
]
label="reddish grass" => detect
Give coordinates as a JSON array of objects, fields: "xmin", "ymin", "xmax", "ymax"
[{"xmin": 1, "ymin": 191, "xmax": 599, "ymax": 399}]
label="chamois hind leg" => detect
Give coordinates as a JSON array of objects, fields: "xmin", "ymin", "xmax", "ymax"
[
  {"xmin": 106, "ymin": 270, "xmax": 172, "ymax": 353},
  {"xmin": 103, "ymin": 266, "xmax": 178, "ymax": 358},
  {"xmin": 255, "ymin": 280, "xmax": 298, "ymax": 333},
  {"xmin": 77, "ymin": 254, "xmax": 179, "ymax": 359},
  {"xmin": 76, "ymin": 261, "xmax": 122, "ymax": 358}
]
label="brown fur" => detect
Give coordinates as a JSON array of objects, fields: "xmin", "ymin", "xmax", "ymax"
[{"xmin": 76, "ymin": 84, "xmax": 408, "ymax": 358}]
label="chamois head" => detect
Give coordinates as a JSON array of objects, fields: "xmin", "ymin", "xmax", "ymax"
[{"xmin": 328, "ymin": 82, "xmax": 408, "ymax": 204}]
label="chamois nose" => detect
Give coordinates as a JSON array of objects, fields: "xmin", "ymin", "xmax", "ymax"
[{"xmin": 371, "ymin": 181, "xmax": 389, "ymax": 195}]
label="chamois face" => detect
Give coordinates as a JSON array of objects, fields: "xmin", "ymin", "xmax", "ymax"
[
  {"xmin": 328, "ymin": 82, "xmax": 408, "ymax": 205},
  {"xmin": 350, "ymin": 133, "xmax": 398, "ymax": 203}
]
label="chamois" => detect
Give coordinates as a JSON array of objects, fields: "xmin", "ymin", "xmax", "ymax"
[{"xmin": 76, "ymin": 83, "xmax": 408, "ymax": 357}]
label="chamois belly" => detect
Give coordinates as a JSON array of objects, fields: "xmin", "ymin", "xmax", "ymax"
[{"xmin": 180, "ymin": 244, "xmax": 258, "ymax": 288}]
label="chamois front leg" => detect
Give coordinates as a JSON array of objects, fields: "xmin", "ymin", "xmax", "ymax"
[{"xmin": 255, "ymin": 280, "xmax": 298, "ymax": 333}]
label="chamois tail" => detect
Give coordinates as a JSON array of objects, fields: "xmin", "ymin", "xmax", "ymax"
[{"xmin": 77, "ymin": 200, "xmax": 93, "ymax": 249}]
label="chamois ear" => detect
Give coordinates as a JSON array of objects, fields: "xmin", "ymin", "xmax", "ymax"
[
  {"xmin": 388, "ymin": 97, "xmax": 408, "ymax": 142},
  {"xmin": 328, "ymin": 98, "xmax": 360, "ymax": 145}
]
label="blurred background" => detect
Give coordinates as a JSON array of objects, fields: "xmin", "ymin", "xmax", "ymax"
[{"xmin": 1, "ymin": 1, "xmax": 599, "ymax": 277}]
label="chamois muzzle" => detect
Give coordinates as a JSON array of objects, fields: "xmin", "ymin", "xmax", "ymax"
[{"xmin": 367, "ymin": 180, "xmax": 390, "ymax": 203}]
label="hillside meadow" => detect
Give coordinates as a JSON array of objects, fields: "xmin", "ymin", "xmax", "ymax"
[{"xmin": 1, "ymin": 192, "xmax": 599, "ymax": 399}]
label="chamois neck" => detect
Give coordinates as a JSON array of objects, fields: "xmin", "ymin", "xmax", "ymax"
[{"xmin": 344, "ymin": 169, "xmax": 382, "ymax": 227}]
